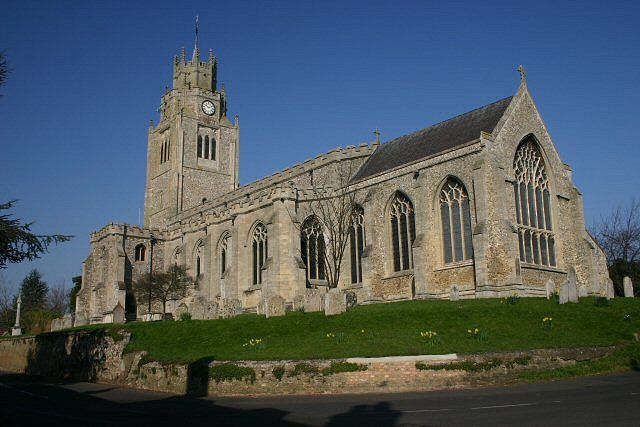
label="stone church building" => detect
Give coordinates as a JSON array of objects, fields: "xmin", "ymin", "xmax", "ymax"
[{"xmin": 75, "ymin": 44, "xmax": 609, "ymax": 323}]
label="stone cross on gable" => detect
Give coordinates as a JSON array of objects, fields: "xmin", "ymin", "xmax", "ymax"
[
  {"xmin": 373, "ymin": 128, "xmax": 380, "ymax": 144},
  {"xmin": 517, "ymin": 64, "xmax": 526, "ymax": 82}
]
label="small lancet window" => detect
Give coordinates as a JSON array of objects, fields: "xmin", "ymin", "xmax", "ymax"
[
  {"xmin": 252, "ymin": 224, "xmax": 268, "ymax": 285},
  {"xmin": 389, "ymin": 192, "xmax": 416, "ymax": 272},
  {"xmin": 194, "ymin": 242, "xmax": 204, "ymax": 277},
  {"xmin": 350, "ymin": 205, "xmax": 365, "ymax": 284},
  {"xmin": 204, "ymin": 135, "xmax": 210, "ymax": 159},
  {"xmin": 220, "ymin": 234, "xmax": 229, "ymax": 277},
  {"xmin": 197, "ymin": 135, "xmax": 203, "ymax": 159},
  {"xmin": 301, "ymin": 216, "xmax": 326, "ymax": 285},
  {"xmin": 134, "ymin": 244, "xmax": 146, "ymax": 262},
  {"xmin": 440, "ymin": 178, "xmax": 473, "ymax": 264}
]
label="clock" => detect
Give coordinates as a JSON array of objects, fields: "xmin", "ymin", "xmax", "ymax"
[{"xmin": 202, "ymin": 100, "xmax": 216, "ymax": 115}]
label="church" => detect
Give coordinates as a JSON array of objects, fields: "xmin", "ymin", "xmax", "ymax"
[{"xmin": 74, "ymin": 40, "xmax": 610, "ymax": 323}]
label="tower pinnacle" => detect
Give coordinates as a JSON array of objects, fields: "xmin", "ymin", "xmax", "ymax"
[{"xmin": 192, "ymin": 15, "xmax": 200, "ymax": 61}]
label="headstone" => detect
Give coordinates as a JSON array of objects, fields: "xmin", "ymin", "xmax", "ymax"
[
  {"xmin": 345, "ymin": 291, "xmax": 357, "ymax": 309},
  {"xmin": 567, "ymin": 268, "xmax": 578, "ymax": 302},
  {"xmin": 50, "ymin": 318, "xmax": 63, "ymax": 332},
  {"xmin": 292, "ymin": 293, "xmax": 304, "ymax": 311},
  {"xmin": 450, "ymin": 284, "xmax": 460, "ymax": 301},
  {"xmin": 112, "ymin": 302, "xmax": 125, "ymax": 324},
  {"xmin": 263, "ymin": 295, "xmax": 286, "ymax": 318},
  {"xmin": 605, "ymin": 278, "xmax": 615, "ymax": 299},
  {"xmin": 175, "ymin": 303, "xmax": 189, "ymax": 320},
  {"xmin": 152, "ymin": 313, "xmax": 163, "ymax": 321},
  {"xmin": 62, "ymin": 313, "xmax": 74, "ymax": 329},
  {"xmin": 219, "ymin": 298, "xmax": 242, "ymax": 318},
  {"xmin": 303, "ymin": 288, "xmax": 325, "ymax": 312},
  {"xmin": 74, "ymin": 311, "xmax": 89, "ymax": 327},
  {"xmin": 143, "ymin": 313, "xmax": 153, "ymax": 322},
  {"xmin": 544, "ymin": 279, "xmax": 555, "ymax": 299},
  {"xmin": 623, "ymin": 276, "xmax": 634, "ymax": 298},
  {"xmin": 559, "ymin": 283, "xmax": 569, "ymax": 304},
  {"xmin": 189, "ymin": 297, "xmax": 207, "ymax": 320},
  {"xmin": 324, "ymin": 288, "xmax": 346, "ymax": 316}
]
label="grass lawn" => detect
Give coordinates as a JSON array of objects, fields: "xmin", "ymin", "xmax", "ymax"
[{"xmin": 76, "ymin": 297, "xmax": 640, "ymax": 363}]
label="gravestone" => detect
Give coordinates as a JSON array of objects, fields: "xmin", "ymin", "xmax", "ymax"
[
  {"xmin": 623, "ymin": 276, "xmax": 634, "ymax": 298},
  {"xmin": 605, "ymin": 279, "xmax": 615, "ymax": 299},
  {"xmin": 74, "ymin": 311, "xmax": 88, "ymax": 327},
  {"xmin": 303, "ymin": 289, "xmax": 325, "ymax": 312},
  {"xmin": 219, "ymin": 298, "xmax": 242, "ymax": 318},
  {"xmin": 189, "ymin": 297, "xmax": 208, "ymax": 320},
  {"xmin": 324, "ymin": 288, "xmax": 346, "ymax": 316},
  {"xmin": 263, "ymin": 295, "xmax": 286, "ymax": 318},
  {"xmin": 62, "ymin": 313, "xmax": 74, "ymax": 329},
  {"xmin": 292, "ymin": 293, "xmax": 304, "ymax": 311},
  {"xmin": 559, "ymin": 283, "xmax": 570, "ymax": 304},
  {"xmin": 112, "ymin": 302, "xmax": 125, "ymax": 324},
  {"xmin": 567, "ymin": 268, "xmax": 578, "ymax": 302},
  {"xmin": 175, "ymin": 303, "xmax": 189, "ymax": 320},
  {"xmin": 345, "ymin": 291, "xmax": 357, "ymax": 309},
  {"xmin": 50, "ymin": 318, "xmax": 62, "ymax": 332},
  {"xmin": 544, "ymin": 279, "xmax": 555, "ymax": 299},
  {"xmin": 450, "ymin": 284, "xmax": 460, "ymax": 301}
]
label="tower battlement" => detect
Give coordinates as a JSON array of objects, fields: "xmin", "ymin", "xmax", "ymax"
[{"xmin": 172, "ymin": 47, "xmax": 218, "ymax": 92}]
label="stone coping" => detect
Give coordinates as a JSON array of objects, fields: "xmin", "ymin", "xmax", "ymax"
[{"xmin": 345, "ymin": 354, "xmax": 458, "ymax": 363}]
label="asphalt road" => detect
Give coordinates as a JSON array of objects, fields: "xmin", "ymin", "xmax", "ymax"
[{"xmin": 1, "ymin": 371, "xmax": 639, "ymax": 426}]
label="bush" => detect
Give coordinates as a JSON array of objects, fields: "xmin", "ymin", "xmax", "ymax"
[
  {"xmin": 209, "ymin": 363, "xmax": 256, "ymax": 383},
  {"xmin": 272, "ymin": 366, "xmax": 285, "ymax": 381},
  {"xmin": 322, "ymin": 362, "xmax": 368, "ymax": 375},
  {"xmin": 506, "ymin": 294, "xmax": 520, "ymax": 305},
  {"xmin": 180, "ymin": 312, "xmax": 192, "ymax": 321},
  {"xmin": 289, "ymin": 362, "xmax": 319, "ymax": 377},
  {"xmin": 594, "ymin": 297, "xmax": 610, "ymax": 307}
]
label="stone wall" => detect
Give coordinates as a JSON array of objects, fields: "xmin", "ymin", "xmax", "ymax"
[{"xmin": 0, "ymin": 331, "xmax": 619, "ymax": 397}]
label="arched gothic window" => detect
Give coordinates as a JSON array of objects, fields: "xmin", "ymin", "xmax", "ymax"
[
  {"xmin": 350, "ymin": 205, "xmax": 365, "ymax": 284},
  {"xmin": 252, "ymin": 224, "xmax": 268, "ymax": 285},
  {"xmin": 513, "ymin": 139, "xmax": 556, "ymax": 266},
  {"xmin": 194, "ymin": 241, "xmax": 204, "ymax": 277},
  {"xmin": 219, "ymin": 234, "xmax": 229, "ymax": 277},
  {"xmin": 197, "ymin": 135, "xmax": 203, "ymax": 159},
  {"xmin": 440, "ymin": 178, "xmax": 473, "ymax": 263},
  {"xmin": 390, "ymin": 192, "xmax": 416, "ymax": 272},
  {"xmin": 301, "ymin": 216, "xmax": 326, "ymax": 285},
  {"xmin": 134, "ymin": 244, "xmax": 146, "ymax": 262},
  {"xmin": 204, "ymin": 135, "xmax": 210, "ymax": 159},
  {"xmin": 210, "ymin": 137, "xmax": 217, "ymax": 160}
]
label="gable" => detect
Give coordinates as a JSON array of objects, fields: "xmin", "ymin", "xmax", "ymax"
[{"xmin": 351, "ymin": 96, "xmax": 513, "ymax": 182}]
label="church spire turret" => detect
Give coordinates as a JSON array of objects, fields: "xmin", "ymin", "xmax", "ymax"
[{"xmin": 192, "ymin": 15, "xmax": 200, "ymax": 61}]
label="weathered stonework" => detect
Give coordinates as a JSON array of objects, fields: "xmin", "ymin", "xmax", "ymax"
[{"xmin": 75, "ymin": 47, "xmax": 609, "ymax": 323}]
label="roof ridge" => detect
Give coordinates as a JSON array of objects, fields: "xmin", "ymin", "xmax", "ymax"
[{"xmin": 387, "ymin": 95, "xmax": 513, "ymax": 144}]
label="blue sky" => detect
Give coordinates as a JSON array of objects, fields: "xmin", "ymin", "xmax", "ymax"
[{"xmin": 1, "ymin": 0, "xmax": 639, "ymax": 290}]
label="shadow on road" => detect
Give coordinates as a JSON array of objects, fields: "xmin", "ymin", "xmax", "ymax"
[{"xmin": 0, "ymin": 373, "xmax": 303, "ymax": 427}]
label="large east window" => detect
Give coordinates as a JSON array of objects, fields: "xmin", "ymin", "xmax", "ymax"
[{"xmin": 513, "ymin": 138, "xmax": 556, "ymax": 267}]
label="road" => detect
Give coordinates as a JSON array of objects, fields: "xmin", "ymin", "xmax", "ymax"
[{"xmin": 1, "ymin": 371, "xmax": 639, "ymax": 426}]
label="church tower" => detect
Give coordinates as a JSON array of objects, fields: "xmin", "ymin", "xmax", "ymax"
[{"xmin": 144, "ymin": 22, "xmax": 239, "ymax": 228}]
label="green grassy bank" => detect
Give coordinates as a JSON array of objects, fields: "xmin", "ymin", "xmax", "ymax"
[{"xmin": 73, "ymin": 297, "xmax": 640, "ymax": 364}]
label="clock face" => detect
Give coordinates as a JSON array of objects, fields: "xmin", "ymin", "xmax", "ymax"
[{"xmin": 202, "ymin": 100, "xmax": 216, "ymax": 115}]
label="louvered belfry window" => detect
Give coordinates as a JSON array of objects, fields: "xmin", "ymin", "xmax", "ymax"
[
  {"xmin": 252, "ymin": 224, "xmax": 268, "ymax": 285},
  {"xmin": 513, "ymin": 139, "xmax": 556, "ymax": 266},
  {"xmin": 390, "ymin": 193, "xmax": 416, "ymax": 272},
  {"xmin": 301, "ymin": 216, "xmax": 326, "ymax": 285},
  {"xmin": 350, "ymin": 205, "xmax": 365, "ymax": 284},
  {"xmin": 440, "ymin": 179, "xmax": 473, "ymax": 264}
]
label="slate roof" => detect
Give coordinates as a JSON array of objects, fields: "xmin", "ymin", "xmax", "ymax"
[{"xmin": 351, "ymin": 96, "xmax": 513, "ymax": 182}]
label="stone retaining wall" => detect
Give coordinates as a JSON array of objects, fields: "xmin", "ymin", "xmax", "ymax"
[{"xmin": 0, "ymin": 331, "xmax": 619, "ymax": 396}]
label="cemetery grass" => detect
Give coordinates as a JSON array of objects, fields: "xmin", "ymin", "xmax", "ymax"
[{"xmin": 83, "ymin": 297, "xmax": 640, "ymax": 363}]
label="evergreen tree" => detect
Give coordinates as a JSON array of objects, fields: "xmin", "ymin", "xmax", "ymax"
[{"xmin": 19, "ymin": 269, "xmax": 48, "ymax": 312}]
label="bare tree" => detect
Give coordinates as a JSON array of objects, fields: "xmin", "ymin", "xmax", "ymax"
[
  {"xmin": 48, "ymin": 281, "xmax": 69, "ymax": 316},
  {"xmin": 0, "ymin": 51, "xmax": 7, "ymax": 95},
  {"xmin": 294, "ymin": 161, "xmax": 364, "ymax": 289},
  {"xmin": 133, "ymin": 265, "xmax": 196, "ymax": 316},
  {"xmin": 0, "ymin": 274, "xmax": 15, "ymax": 330},
  {"xmin": 593, "ymin": 199, "xmax": 640, "ymax": 264}
]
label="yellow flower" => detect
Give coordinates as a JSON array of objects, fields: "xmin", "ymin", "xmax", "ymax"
[{"xmin": 467, "ymin": 329, "xmax": 472, "ymax": 334}]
